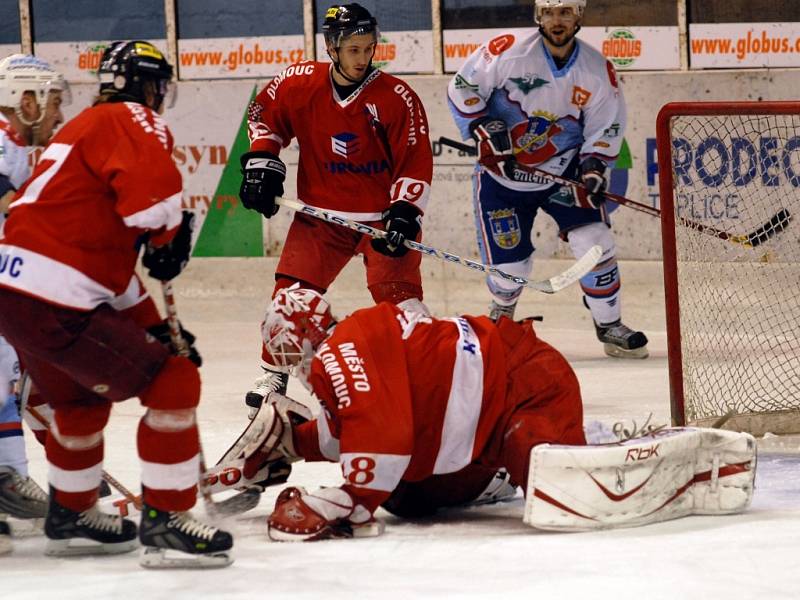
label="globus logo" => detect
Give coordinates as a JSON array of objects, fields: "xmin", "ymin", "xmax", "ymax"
[
  {"xmin": 602, "ymin": 29, "xmax": 642, "ymax": 68},
  {"xmin": 372, "ymin": 36, "xmax": 397, "ymax": 69},
  {"xmin": 77, "ymin": 44, "xmax": 108, "ymax": 72}
]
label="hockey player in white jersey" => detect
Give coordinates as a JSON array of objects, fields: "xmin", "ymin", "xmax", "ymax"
[
  {"xmin": 0, "ymin": 54, "xmax": 67, "ymax": 554},
  {"xmin": 447, "ymin": 0, "xmax": 648, "ymax": 358}
]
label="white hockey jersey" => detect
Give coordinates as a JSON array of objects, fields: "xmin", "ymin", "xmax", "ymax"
[
  {"xmin": 0, "ymin": 113, "xmax": 31, "ymax": 229},
  {"xmin": 447, "ymin": 33, "xmax": 626, "ymax": 192}
]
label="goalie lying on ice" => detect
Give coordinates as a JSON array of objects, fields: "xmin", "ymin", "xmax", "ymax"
[{"xmin": 225, "ymin": 285, "xmax": 755, "ymax": 540}]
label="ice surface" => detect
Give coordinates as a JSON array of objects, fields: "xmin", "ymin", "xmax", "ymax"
[{"xmin": 3, "ymin": 259, "xmax": 799, "ymax": 599}]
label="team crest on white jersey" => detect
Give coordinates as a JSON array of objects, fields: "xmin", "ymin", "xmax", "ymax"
[
  {"xmin": 513, "ymin": 110, "xmax": 563, "ymax": 163},
  {"xmin": 488, "ymin": 208, "xmax": 521, "ymax": 249}
]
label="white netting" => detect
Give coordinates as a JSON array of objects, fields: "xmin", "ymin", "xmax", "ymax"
[{"xmin": 665, "ymin": 109, "xmax": 800, "ymax": 435}]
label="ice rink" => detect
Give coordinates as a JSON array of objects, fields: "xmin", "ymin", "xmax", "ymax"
[{"xmin": 4, "ymin": 257, "xmax": 800, "ymax": 599}]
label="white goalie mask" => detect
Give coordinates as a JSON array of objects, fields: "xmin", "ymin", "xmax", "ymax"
[
  {"xmin": 534, "ymin": 0, "xmax": 586, "ymax": 22},
  {"xmin": 261, "ymin": 285, "xmax": 336, "ymax": 387},
  {"xmin": 0, "ymin": 54, "xmax": 71, "ymax": 122}
]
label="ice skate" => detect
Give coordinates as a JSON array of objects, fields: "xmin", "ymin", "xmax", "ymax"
[
  {"xmin": 594, "ymin": 319, "xmax": 649, "ymax": 359},
  {"xmin": 244, "ymin": 367, "xmax": 289, "ymax": 419},
  {"xmin": 489, "ymin": 300, "xmax": 517, "ymax": 322},
  {"xmin": 0, "ymin": 467, "xmax": 48, "ymax": 519},
  {"xmin": 138, "ymin": 504, "xmax": 233, "ymax": 569},
  {"xmin": 44, "ymin": 491, "xmax": 138, "ymax": 556},
  {"xmin": 0, "ymin": 515, "xmax": 11, "ymax": 555},
  {"xmin": 467, "ymin": 469, "xmax": 518, "ymax": 506}
]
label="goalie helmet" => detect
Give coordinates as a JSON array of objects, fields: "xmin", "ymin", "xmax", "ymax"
[
  {"xmin": 0, "ymin": 54, "xmax": 70, "ymax": 115},
  {"xmin": 97, "ymin": 41, "xmax": 175, "ymax": 110},
  {"xmin": 262, "ymin": 286, "xmax": 336, "ymax": 385},
  {"xmin": 322, "ymin": 3, "xmax": 379, "ymax": 49},
  {"xmin": 534, "ymin": 0, "xmax": 586, "ymax": 22}
]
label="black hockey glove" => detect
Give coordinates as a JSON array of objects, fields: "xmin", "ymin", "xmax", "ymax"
[
  {"xmin": 239, "ymin": 151, "xmax": 286, "ymax": 218},
  {"xmin": 146, "ymin": 320, "xmax": 202, "ymax": 367},
  {"xmin": 371, "ymin": 201, "xmax": 422, "ymax": 258},
  {"xmin": 469, "ymin": 116, "xmax": 514, "ymax": 178},
  {"xmin": 142, "ymin": 211, "xmax": 195, "ymax": 281},
  {"xmin": 577, "ymin": 157, "xmax": 608, "ymax": 210}
]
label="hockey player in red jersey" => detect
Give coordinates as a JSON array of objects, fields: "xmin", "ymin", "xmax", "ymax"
[
  {"xmin": 0, "ymin": 53, "xmax": 69, "ymax": 554},
  {"xmin": 230, "ymin": 286, "xmax": 586, "ymax": 540},
  {"xmin": 0, "ymin": 41, "xmax": 233, "ymax": 567},
  {"xmin": 238, "ymin": 3, "xmax": 434, "ymax": 409}
]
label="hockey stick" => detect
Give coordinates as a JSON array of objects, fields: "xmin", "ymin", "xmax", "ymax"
[
  {"xmin": 439, "ymin": 136, "xmax": 659, "ymax": 217},
  {"xmin": 160, "ymin": 281, "xmax": 261, "ymax": 517},
  {"xmin": 275, "ymin": 197, "xmax": 602, "ymax": 293},
  {"xmin": 438, "ymin": 136, "xmax": 792, "ymax": 248}
]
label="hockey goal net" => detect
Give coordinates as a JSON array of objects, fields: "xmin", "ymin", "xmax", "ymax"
[{"xmin": 657, "ymin": 102, "xmax": 800, "ymax": 436}]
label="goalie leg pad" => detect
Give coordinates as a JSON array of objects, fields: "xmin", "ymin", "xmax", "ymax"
[
  {"xmin": 218, "ymin": 391, "xmax": 313, "ymax": 469},
  {"xmin": 524, "ymin": 427, "xmax": 756, "ymax": 531}
]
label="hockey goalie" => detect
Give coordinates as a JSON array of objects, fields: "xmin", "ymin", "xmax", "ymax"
[{"xmin": 221, "ymin": 286, "xmax": 756, "ymax": 540}]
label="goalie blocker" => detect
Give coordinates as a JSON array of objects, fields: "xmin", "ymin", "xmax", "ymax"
[{"xmin": 525, "ymin": 427, "xmax": 755, "ymax": 531}]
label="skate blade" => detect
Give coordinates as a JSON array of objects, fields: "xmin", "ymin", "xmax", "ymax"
[
  {"xmin": 603, "ymin": 343, "xmax": 649, "ymax": 359},
  {"xmin": 140, "ymin": 546, "xmax": 233, "ymax": 569},
  {"xmin": 6, "ymin": 517, "xmax": 44, "ymax": 537},
  {"xmin": 45, "ymin": 537, "xmax": 138, "ymax": 556}
]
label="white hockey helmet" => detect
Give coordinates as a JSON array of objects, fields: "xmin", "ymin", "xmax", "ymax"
[
  {"xmin": 0, "ymin": 54, "xmax": 70, "ymax": 114},
  {"xmin": 535, "ymin": 0, "xmax": 587, "ymax": 22}
]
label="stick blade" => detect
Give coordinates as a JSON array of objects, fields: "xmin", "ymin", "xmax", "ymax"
[
  {"xmin": 210, "ymin": 487, "xmax": 262, "ymax": 517},
  {"xmin": 529, "ymin": 245, "xmax": 603, "ymax": 293},
  {"xmin": 745, "ymin": 208, "xmax": 791, "ymax": 248}
]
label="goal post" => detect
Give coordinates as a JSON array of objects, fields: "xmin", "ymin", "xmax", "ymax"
[{"xmin": 656, "ymin": 101, "xmax": 800, "ymax": 436}]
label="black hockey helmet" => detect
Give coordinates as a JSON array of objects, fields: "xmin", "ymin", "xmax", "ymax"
[
  {"xmin": 322, "ymin": 3, "xmax": 379, "ymax": 49},
  {"xmin": 98, "ymin": 41, "xmax": 175, "ymax": 110}
]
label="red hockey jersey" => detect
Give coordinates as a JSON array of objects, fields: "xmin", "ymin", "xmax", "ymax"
[
  {"xmin": 0, "ymin": 102, "xmax": 183, "ymax": 310},
  {"xmin": 302, "ymin": 303, "xmax": 511, "ymax": 514},
  {"xmin": 248, "ymin": 61, "xmax": 432, "ymax": 220}
]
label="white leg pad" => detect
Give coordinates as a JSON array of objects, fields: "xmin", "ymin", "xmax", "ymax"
[{"xmin": 524, "ymin": 427, "xmax": 756, "ymax": 531}]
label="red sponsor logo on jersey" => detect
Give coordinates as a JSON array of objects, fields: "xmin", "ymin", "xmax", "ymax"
[
  {"xmin": 464, "ymin": 97, "xmax": 481, "ymax": 106},
  {"xmin": 606, "ymin": 61, "xmax": 619, "ymax": 88},
  {"xmin": 571, "ymin": 86, "xmax": 592, "ymax": 108},
  {"xmin": 488, "ymin": 34, "xmax": 515, "ymax": 56}
]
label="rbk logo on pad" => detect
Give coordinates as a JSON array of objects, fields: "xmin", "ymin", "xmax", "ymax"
[{"xmin": 331, "ymin": 133, "xmax": 360, "ymax": 157}]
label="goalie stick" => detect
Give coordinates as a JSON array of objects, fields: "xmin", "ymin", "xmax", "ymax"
[
  {"xmin": 275, "ymin": 197, "xmax": 602, "ymax": 294},
  {"xmin": 438, "ymin": 136, "xmax": 792, "ymax": 249},
  {"xmin": 161, "ymin": 281, "xmax": 261, "ymax": 517}
]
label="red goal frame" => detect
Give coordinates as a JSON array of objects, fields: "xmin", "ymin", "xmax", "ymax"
[{"xmin": 655, "ymin": 101, "xmax": 800, "ymax": 427}]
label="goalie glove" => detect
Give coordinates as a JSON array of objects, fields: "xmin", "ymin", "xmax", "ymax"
[
  {"xmin": 267, "ymin": 486, "xmax": 383, "ymax": 542},
  {"xmin": 239, "ymin": 151, "xmax": 286, "ymax": 218},
  {"xmin": 468, "ymin": 116, "xmax": 514, "ymax": 178},
  {"xmin": 577, "ymin": 157, "xmax": 608, "ymax": 210},
  {"xmin": 370, "ymin": 200, "xmax": 422, "ymax": 258},
  {"xmin": 142, "ymin": 211, "xmax": 194, "ymax": 281}
]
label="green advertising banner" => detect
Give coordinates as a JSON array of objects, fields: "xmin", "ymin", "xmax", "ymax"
[{"xmin": 193, "ymin": 86, "xmax": 263, "ymax": 257}]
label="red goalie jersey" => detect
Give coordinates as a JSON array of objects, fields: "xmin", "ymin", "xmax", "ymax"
[
  {"xmin": 293, "ymin": 303, "xmax": 586, "ymax": 517},
  {"xmin": 248, "ymin": 61, "xmax": 432, "ymax": 219},
  {"xmin": 0, "ymin": 102, "xmax": 183, "ymax": 310}
]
